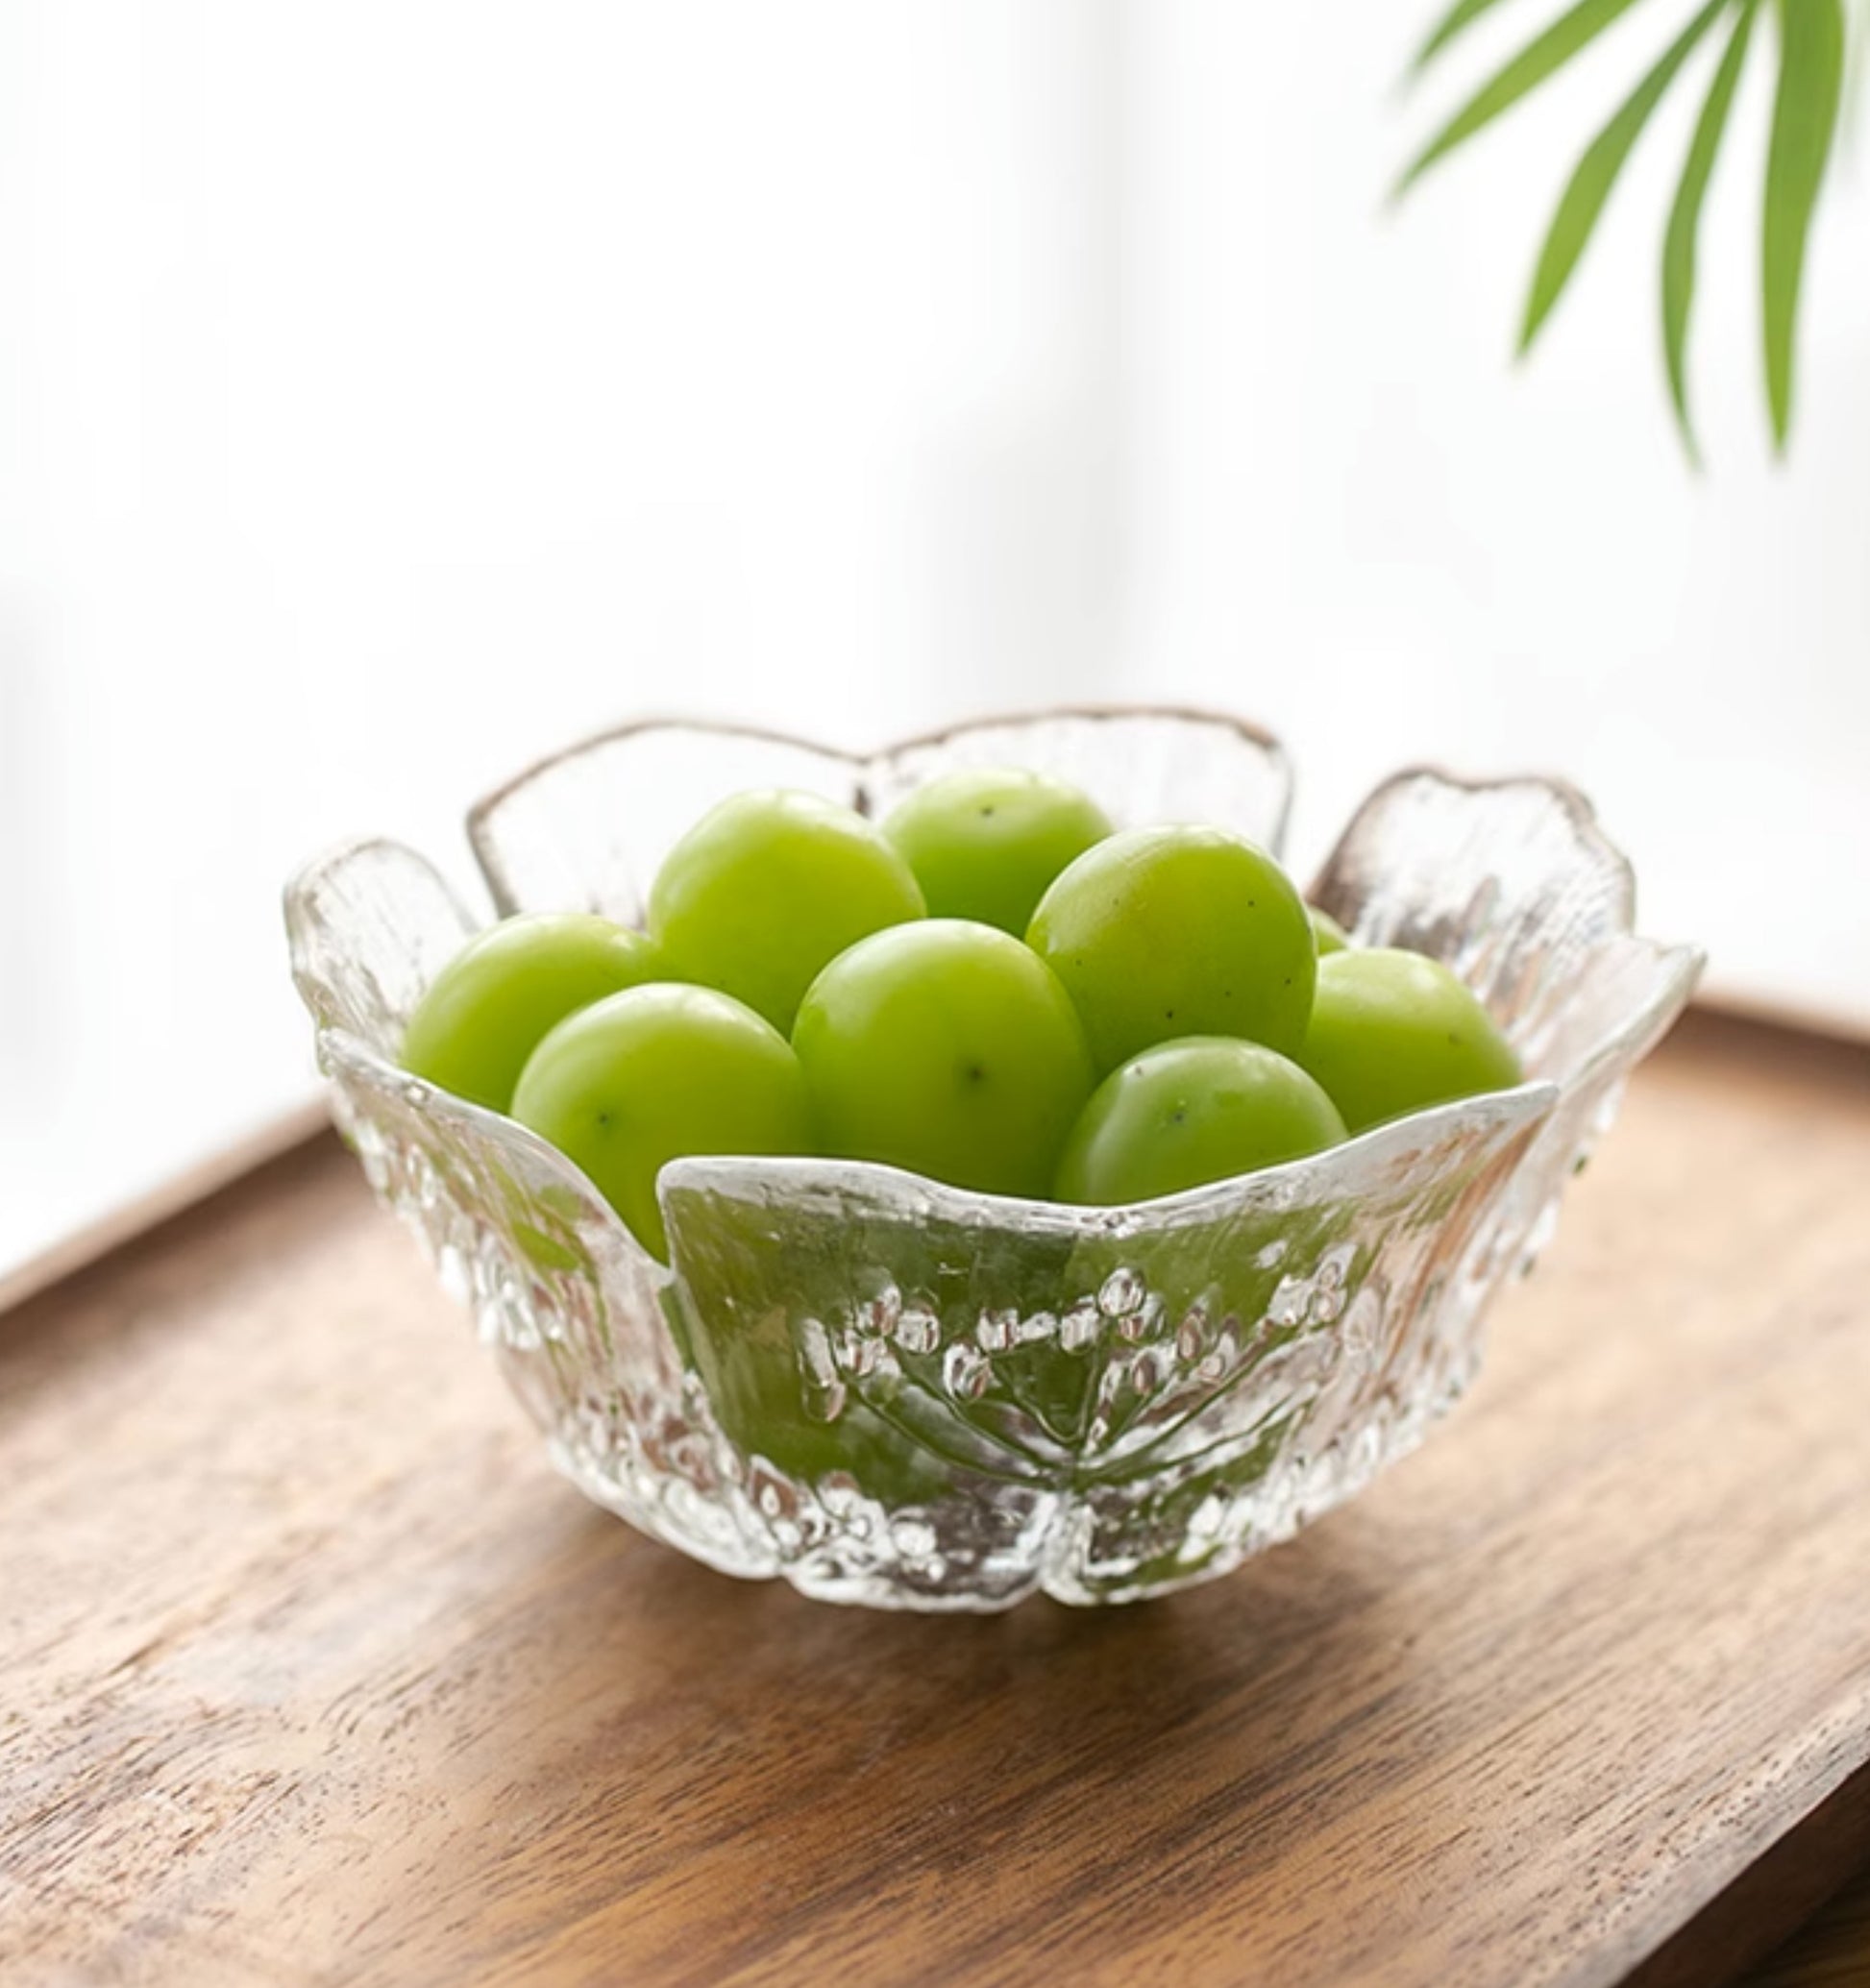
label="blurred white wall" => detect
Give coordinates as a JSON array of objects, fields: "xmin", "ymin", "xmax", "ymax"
[
  {"xmin": 0, "ymin": 0, "xmax": 1128, "ymax": 1271},
  {"xmin": 1, "ymin": 0, "xmax": 1865, "ymax": 1277}
]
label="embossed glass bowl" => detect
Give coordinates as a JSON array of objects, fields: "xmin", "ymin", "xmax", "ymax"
[{"xmin": 285, "ymin": 710, "xmax": 1701, "ymax": 1610}]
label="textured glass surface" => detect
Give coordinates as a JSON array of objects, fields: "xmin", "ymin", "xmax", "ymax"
[{"xmin": 285, "ymin": 713, "xmax": 1702, "ymax": 1610}]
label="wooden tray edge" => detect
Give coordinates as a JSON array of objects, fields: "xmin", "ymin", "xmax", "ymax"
[{"xmin": 0, "ymin": 1098, "xmax": 332, "ymax": 1319}]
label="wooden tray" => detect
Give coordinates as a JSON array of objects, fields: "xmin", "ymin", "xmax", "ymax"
[{"xmin": 6, "ymin": 1012, "xmax": 1869, "ymax": 1987}]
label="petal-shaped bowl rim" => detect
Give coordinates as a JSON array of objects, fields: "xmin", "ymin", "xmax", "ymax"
[
  {"xmin": 316, "ymin": 1024, "xmax": 1562, "ymax": 1247},
  {"xmin": 1311, "ymin": 760, "xmax": 1636, "ymax": 925},
  {"xmin": 463, "ymin": 702, "xmax": 1296, "ymax": 923},
  {"xmin": 289, "ymin": 706, "xmax": 1704, "ymax": 1279},
  {"xmin": 466, "ymin": 700, "xmax": 1291, "ymax": 833}
]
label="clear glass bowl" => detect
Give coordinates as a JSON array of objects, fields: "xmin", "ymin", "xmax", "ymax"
[{"xmin": 284, "ymin": 711, "xmax": 1701, "ymax": 1610}]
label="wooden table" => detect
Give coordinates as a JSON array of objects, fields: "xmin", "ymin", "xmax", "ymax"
[{"xmin": 6, "ymin": 1012, "xmax": 1870, "ymax": 1987}]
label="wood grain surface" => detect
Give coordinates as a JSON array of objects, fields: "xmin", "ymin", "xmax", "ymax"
[
  {"xmin": 1750, "ymin": 1862, "xmax": 1870, "ymax": 1986},
  {"xmin": 5, "ymin": 1011, "xmax": 1869, "ymax": 1988}
]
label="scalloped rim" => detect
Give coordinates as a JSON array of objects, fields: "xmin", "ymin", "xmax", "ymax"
[
  {"xmin": 465, "ymin": 704, "xmax": 1297, "ymax": 915},
  {"xmin": 657, "ymin": 1076, "xmax": 1561, "ymax": 1239},
  {"xmin": 1310, "ymin": 761, "xmax": 1638, "ymax": 930},
  {"xmin": 298, "ymin": 711, "xmax": 1706, "ymax": 1270},
  {"xmin": 1307, "ymin": 760, "xmax": 1705, "ymax": 1088},
  {"xmin": 284, "ymin": 832, "xmax": 479, "ymax": 930},
  {"xmin": 870, "ymin": 701, "xmax": 1292, "ymax": 838},
  {"xmin": 320, "ymin": 1023, "xmax": 1561, "ymax": 1262}
]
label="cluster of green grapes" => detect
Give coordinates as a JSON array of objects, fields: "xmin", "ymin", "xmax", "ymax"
[{"xmin": 402, "ymin": 769, "xmax": 1522, "ymax": 1262}]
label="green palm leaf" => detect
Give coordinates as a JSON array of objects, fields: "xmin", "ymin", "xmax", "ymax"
[
  {"xmin": 1414, "ymin": 0, "xmax": 1524, "ymax": 69},
  {"xmin": 1849, "ymin": 0, "xmax": 1870, "ymax": 137},
  {"xmin": 1396, "ymin": 0, "xmax": 1655, "ymax": 194},
  {"xmin": 1661, "ymin": 1, "xmax": 1758, "ymax": 458},
  {"xmin": 1763, "ymin": 0, "xmax": 1845, "ymax": 446},
  {"xmin": 1400, "ymin": 0, "xmax": 1858, "ymax": 450},
  {"xmin": 1520, "ymin": 0, "xmax": 1734, "ymax": 351}
]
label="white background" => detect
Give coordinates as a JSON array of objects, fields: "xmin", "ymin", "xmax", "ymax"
[{"xmin": 2, "ymin": 0, "xmax": 1866, "ymax": 1279}]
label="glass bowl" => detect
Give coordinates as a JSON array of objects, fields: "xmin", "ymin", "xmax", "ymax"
[{"xmin": 283, "ymin": 710, "xmax": 1701, "ymax": 1610}]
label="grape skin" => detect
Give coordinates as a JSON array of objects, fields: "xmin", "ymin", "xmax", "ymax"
[
  {"xmin": 1055, "ymin": 1037, "xmax": 1347, "ymax": 1205},
  {"xmin": 401, "ymin": 913, "xmax": 663, "ymax": 1113},
  {"xmin": 650, "ymin": 789, "xmax": 925, "ymax": 1033},
  {"xmin": 1296, "ymin": 948, "xmax": 1523, "ymax": 1133},
  {"xmin": 793, "ymin": 919, "xmax": 1095, "ymax": 1199},
  {"xmin": 883, "ymin": 765, "xmax": 1112, "ymax": 937},
  {"xmin": 512, "ymin": 982, "xmax": 813, "ymax": 1261},
  {"xmin": 1027, "ymin": 825, "xmax": 1316, "ymax": 1074}
]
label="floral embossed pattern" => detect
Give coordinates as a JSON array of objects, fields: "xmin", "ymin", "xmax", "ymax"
[{"xmin": 285, "ymin": 712, "xmax": 1701, "ymax": 1609}]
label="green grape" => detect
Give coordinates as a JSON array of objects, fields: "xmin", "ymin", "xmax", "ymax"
[
  {"xmin": 1055, "ymin": 1038, "xmax": 1346, "ymax": 1206},
  {"xmin": 792, "ymin": 920, "xmax": 1094, "ymax": 1199},
  {"xmin": 649, "ymin": 789, "xmax": 925, "ymax": 1032},
  {"xmin": 1296, "ymin": 948, "xmax": 1523, "ymax": 1134},
  {"xmin": 1026, "ymin": 825, "xmax": 1316, "ymax": 1073},
  {"xmin": 511, "ymin": 983, "xmax": 812, "ymax": 1262},
  {"xmin": 400, "ymin": 913, "xmax": 663, "ymax": 1114},
  {"xmin": 882, "ymin": 765, "xmax": 1112, "ymax": 936},
  {"xmin": 1310, "ymin": 905, "xmax": 1350, "ymax": 956}
]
